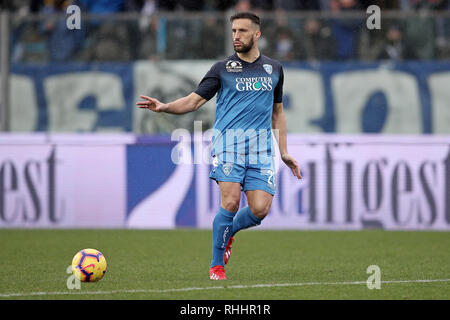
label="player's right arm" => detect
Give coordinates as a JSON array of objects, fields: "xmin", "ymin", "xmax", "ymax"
[
  {"xmin": 137, "ymin": 62, "xmax": 221, "ymax": 114},
  {"xmin": 136, "ymin": 92, "xmax": 207, "ymax": 114}
]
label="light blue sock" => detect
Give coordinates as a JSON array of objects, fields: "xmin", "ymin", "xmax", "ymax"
[
  {"xmin": 231, "ymin": 206, "xmax": 263, "ymax": 236},
  {"xmin": 210, "ymin": 207, "xmax": 236, "ymax": 267}
]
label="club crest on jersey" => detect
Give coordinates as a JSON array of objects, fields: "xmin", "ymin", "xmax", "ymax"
[
  {"xmin": 222, "ymin": 163, "xmax": 233, "ymax": 176},
  {"xmin": 226, "ymin": 60, "xmax": 243, "ymax": 72},
  {"xmin": 263, "ymin": 64, "xmax": 273, "ymax": 75}
]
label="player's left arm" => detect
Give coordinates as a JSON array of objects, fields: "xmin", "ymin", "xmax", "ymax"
[{"xmin": 272, "ymin": 102, "xmax": 302, "ymax": 179}]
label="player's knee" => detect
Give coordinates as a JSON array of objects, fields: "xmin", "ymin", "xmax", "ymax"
[
  {"xmin": 222, "ymin": 197, "xmax": 240, "ymax": 213},
  {"xmin": 249, "ymin": 202, "xmax": 271, "ymax": 219}
]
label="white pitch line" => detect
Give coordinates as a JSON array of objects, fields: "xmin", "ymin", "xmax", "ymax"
[{"xmin": 0, "ymin": 279, "xmax": 449, "ymax": 298}]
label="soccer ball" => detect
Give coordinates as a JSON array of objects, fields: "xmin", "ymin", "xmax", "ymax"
[{"xmin": 72, "ymin": 248, "xmax": 107, "ymax": 282}]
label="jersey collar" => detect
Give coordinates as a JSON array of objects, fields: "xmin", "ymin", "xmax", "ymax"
[{"xmin": 234, "ymin": 52, "xmax": 261, "ymax": 64}]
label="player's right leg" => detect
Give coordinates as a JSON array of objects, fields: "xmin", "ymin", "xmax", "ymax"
[
  {"xmin": 209, "ymin": 181, "xmax": 241, "ymax": 280},
  {"xmin": 208, "ymin": 154, "xmax": 247, "ymax": 279}
]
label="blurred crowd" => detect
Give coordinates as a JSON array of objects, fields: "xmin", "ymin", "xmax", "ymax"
[
  {"xmin": 2, "ymin": 0, "xmax": 449, "ymax": 62},
  {"xmin": 2, "ymin": 0, "xmax": 449, "ymax": 12}
]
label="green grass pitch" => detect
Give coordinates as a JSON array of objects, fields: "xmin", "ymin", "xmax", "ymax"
[{"xmin": 0, "ymin": 229, "xmax": 448, "ymax": 300}]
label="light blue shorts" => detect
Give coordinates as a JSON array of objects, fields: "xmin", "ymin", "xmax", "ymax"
[{"xmin": 209, "ymin": 155, "xmax": 276, "ymax": 195}]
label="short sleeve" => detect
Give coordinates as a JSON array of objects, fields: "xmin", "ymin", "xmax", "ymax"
[
  {"xmin": 273, "ymin": 65, "xmax": 284, "ymax": 103},
  {"xmin": 194, "ymin": 62, "xmax": 221, "ymax": 101}
]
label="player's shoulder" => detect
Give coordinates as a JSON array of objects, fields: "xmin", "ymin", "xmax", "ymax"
[{"xmin": 259, "ymin": 55, "xmax": 283, "ymax": 70}]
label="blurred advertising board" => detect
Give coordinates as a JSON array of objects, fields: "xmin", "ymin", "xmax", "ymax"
[
  {"xmin": 1, "ymin": 134, "xmax": 449, "ymax": 230},
  {"xmin": 127, "ymin": 134, "xmax": 450, "ymax": 230},
  {"xmin": 0, "ymin": 134, "xmax": 133, "ymax": 228}
]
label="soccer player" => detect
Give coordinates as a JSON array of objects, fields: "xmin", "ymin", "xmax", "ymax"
[{"xmin": 136, "ymin": 11, "xmax": 302, "ymax": 280}]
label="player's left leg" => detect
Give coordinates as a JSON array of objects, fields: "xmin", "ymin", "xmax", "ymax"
[
  {"xmin": 231, "ymin": 189, "xmax": 273, "ymax": 236},
  {"xmin": 246, "ymin": 189, "xmax": 273, "ymax": 219},
  {"xmin": 224, "ymin": 163, "xmax": 276, "ymax": 265},
  {"xmin": 231, "ymin": 162, "xmax": 276, "ymax": 236},
  {"xmin": 223, "ymin": 189, "xmax": 273, "ymax": 265}
]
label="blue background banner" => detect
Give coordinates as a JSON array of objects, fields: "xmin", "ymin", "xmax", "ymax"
[{"xmin": 9, "ymin": 61, "xmax": 450, "ymax": 134}]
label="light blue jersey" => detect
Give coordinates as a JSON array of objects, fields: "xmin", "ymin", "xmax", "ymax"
[{"xmin": 195, "ymin": 53, "xmax": 284, "ymax": 195}]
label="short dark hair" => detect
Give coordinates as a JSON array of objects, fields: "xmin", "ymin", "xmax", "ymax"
[{"xmin": 229, "ymin": 11, "xmax": 261, "ymax": 27}]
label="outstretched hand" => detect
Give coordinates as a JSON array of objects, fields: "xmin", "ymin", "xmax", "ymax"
[
  {"xmin": 281, "ymin": 153, "xmax": 302, "ymax": 179},
  {"xmin": 136, "ymin": 95, "xmax": 167, "ymax": 113}
]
